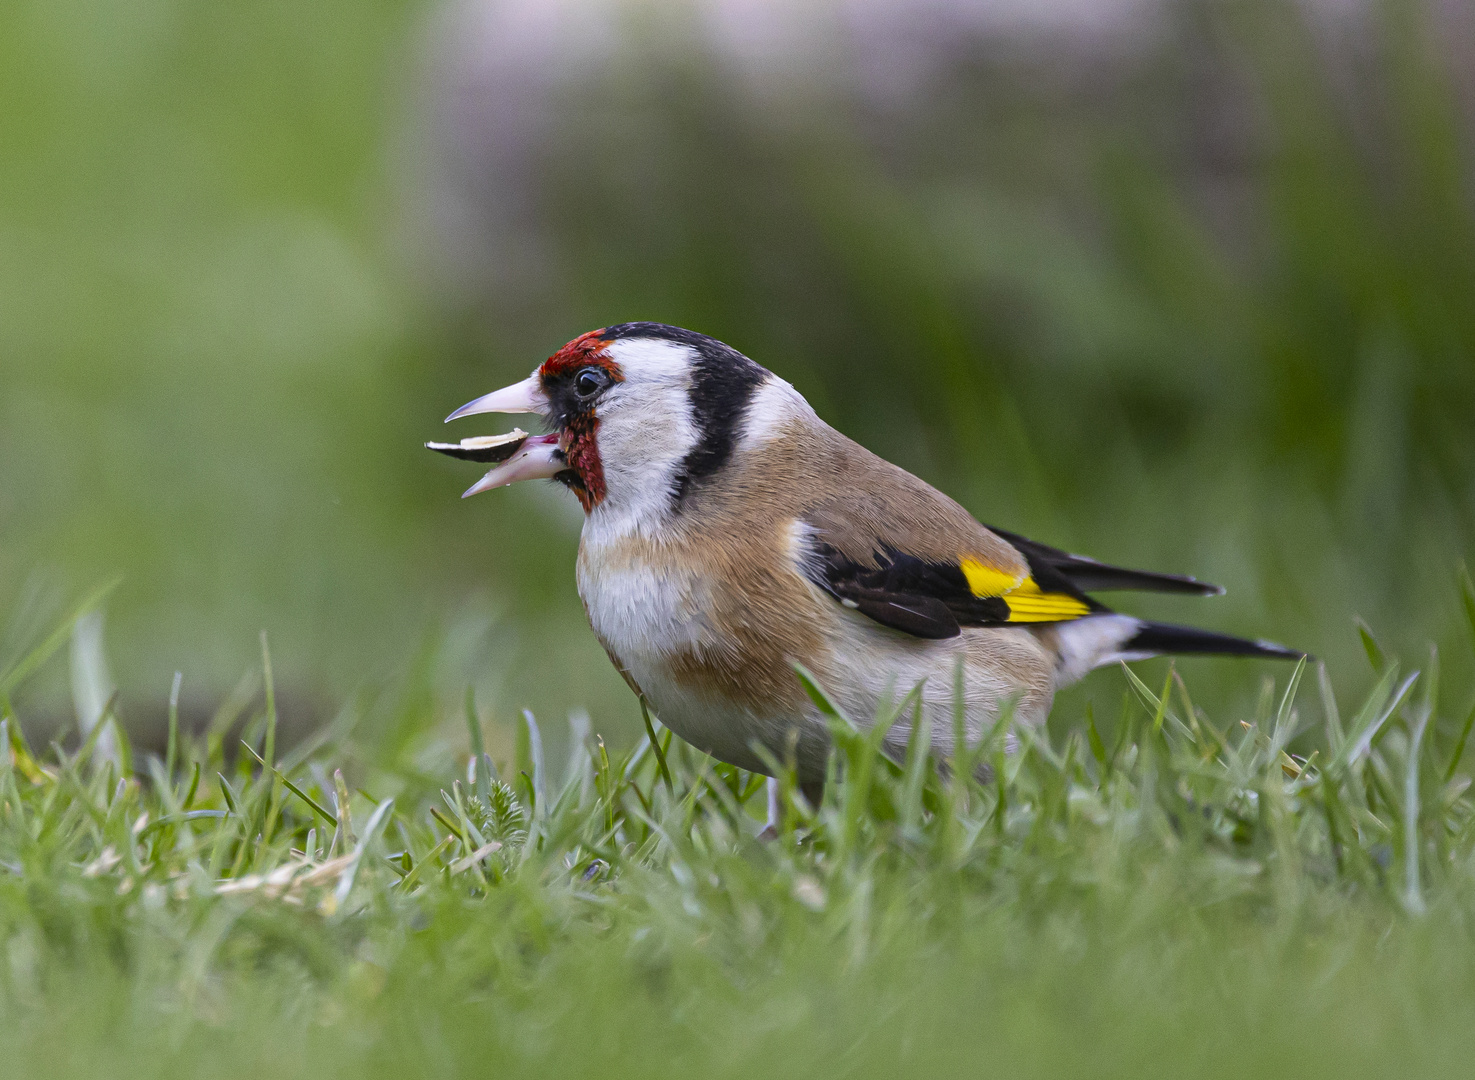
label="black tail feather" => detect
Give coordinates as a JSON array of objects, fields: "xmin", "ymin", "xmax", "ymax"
[
  {"xmin": 1062, "ymin": 564, "xmax": 1225, "ymax": 596},
  {"xmin": 987, "ymin": 527, "xmax": 1224, "ymax": 597},
  {"xmin": 1125, "ymin": 621, "xmax": 1307, "ymax": 661}
]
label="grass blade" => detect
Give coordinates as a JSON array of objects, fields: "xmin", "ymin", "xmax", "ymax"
[
  {"xmin": 1356, "ymin": 618, "xmax": 1388, "ymax": 671},
  {"xmin": 519, "ymin": 709, "xmax": 548, "ymax": 820},
  {"xmin": 1444, "ymin": 699, "xmax": 1475, "ymax": 783},
  {"xmin": 1317, "ymin": 661, "xmax": 1344, "ymax": 748},
  {"xmin": 641, "ymin": 699, "xmax": 674, "ymax": 795},
  {"xmin": 793, "ymin": 663, "xmax": 854, "ymax": 729},
  {"xmin": 240, "ymin": 740, "xmax": 335, "ymax": 826},
  {"xmin": 465, "ymin": 687, "xmax": 493, "ymax": 804},
  {"xmin": 396, "ymin": 835, "xmax": 453, "ymax": 892},
  {"xmin": 1459, "ymin": 564, "xmax": 1475, "ymax": 651},
  {"xmin": 0, "ymin": 579, "xmax": 121, "ymax": 700},
  {"xmin": 217, "ymin": 773, "xmax": 240, "ymax": 816},
  {"xmin": 166, "ymin": 671, "xmax": 183, "ymax": 780},
  {"xmin": 900, "ymin": 690, "xmax": 932, "ymax": 835},
  {"xmin": 1269, "ymin": 657, "xmax": 1308, "ymax": 758},
  {"xmin": 260, "ymin": 631, "xmax": 277, "ymax": 770},
  {"xmin": 333, "ymin": 797, "xmax": 394, "ymax": 909},
  {"xmin": 1404, "ymin": 705, "xmax": 1430, "ymax": 914}
]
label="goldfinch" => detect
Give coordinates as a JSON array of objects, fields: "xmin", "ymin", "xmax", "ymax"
[{"xmin": 432, "ymin": 323, "xmax": 1302, "ymax": 799}]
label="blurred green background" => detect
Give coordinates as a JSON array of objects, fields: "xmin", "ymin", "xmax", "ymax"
[{"xmin": 2, "ymin": 0, "xmax": 1472, "ymax": 752}]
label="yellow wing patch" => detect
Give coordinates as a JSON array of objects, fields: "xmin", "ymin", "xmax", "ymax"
[
  {"xmin": 997, "ymin": 577, "xmax": 1091, "ymax": 622},
  {"xmin": 959, "ymin": 559, "xmax": 1024, "ymax": 597},
  {"xmin": 960, "ymin": 557, "xmax": 1091, "ymax": 624}
]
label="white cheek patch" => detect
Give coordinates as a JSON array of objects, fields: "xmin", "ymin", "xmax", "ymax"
[{"xmin": 585, "ymin": 338, "xmax": 700, "ymax": 539}]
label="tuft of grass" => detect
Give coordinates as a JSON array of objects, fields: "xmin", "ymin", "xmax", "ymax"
[{"xmin": 2, "ymin": 591, "xmax": 1475, "ymax": 1076}]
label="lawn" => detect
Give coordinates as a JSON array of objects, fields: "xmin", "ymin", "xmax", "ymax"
[
  {"xmin": 4, "ymin": 0, "xmax": 1474, "ymax": 1073},
  {"xmin": 2, "ymin": 578, "xmax": 1474, "ymax": 1079}
]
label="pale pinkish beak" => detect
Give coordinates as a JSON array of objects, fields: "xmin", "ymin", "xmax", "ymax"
[
  {"xmin": 444, "ymin": 373, "xmax": 548, "ymax": 422},
  {"xmin": 460, "ymin": 433, "xmax": 565, "ymax": 498},
  {"xmin": 444, "ymin": 372, "xmax": 560, "ymax": 497}
]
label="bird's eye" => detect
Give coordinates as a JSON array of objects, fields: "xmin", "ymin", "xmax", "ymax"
[{"xmin": 574, "ymin": 368, "xmax": 607, "ymax": 398}]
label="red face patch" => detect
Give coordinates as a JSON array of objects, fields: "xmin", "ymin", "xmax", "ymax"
[
  {"xmin": 560, "ymin": 415, "xmax": 605, "ymax": 512},
  {"xmin": 539, "ymin": 328, "xmax": 623, "ymax": 381},
  {"xmin": 540, "ymin": 329, "xmax": 624, "ymax": 513}
]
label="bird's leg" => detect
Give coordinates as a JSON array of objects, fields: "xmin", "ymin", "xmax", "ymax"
[
  {"xmin": 758, "ymin": 776, "xmax": 782, "ymax": 841},
  {"xmin": 757, "ymin": 775, "xmax": 825, "ymax": 841}
]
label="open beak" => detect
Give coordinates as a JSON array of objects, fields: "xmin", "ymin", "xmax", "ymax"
[
  {"xmin": 459, "ymin": 433, "xmax": 565, "ymax": 498},
  {"xmin": 440, "ymin": 373, "xmax": 560, "ymax": 497},
  {"xmin": 444, "ymin": 374, "xmax": 548, "ymax": 422}
]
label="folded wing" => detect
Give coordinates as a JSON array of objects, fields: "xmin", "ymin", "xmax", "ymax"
[{"xmin": 801, "ymin": 503, "xmax": 1103, "ymax": 640}]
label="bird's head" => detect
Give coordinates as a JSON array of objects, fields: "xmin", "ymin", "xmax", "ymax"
[{"xmin": 433, "ymin": 323, "xmax": 772, "ymax": 518}]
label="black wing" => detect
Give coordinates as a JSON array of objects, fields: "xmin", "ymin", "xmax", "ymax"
[{"xmin": 808, "ymin": 542, "xmax": 1105, "ymax": 641}]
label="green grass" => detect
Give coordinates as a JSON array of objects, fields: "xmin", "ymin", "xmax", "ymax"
[{"xmin": 2, "ymin": 578, "xmax": 1475, "ymax": 1077}]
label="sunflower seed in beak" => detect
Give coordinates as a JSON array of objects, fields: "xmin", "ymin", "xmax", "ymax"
[{"xmin": 425, "ymin": 429, "xmax": 530, "ymax": 463}]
